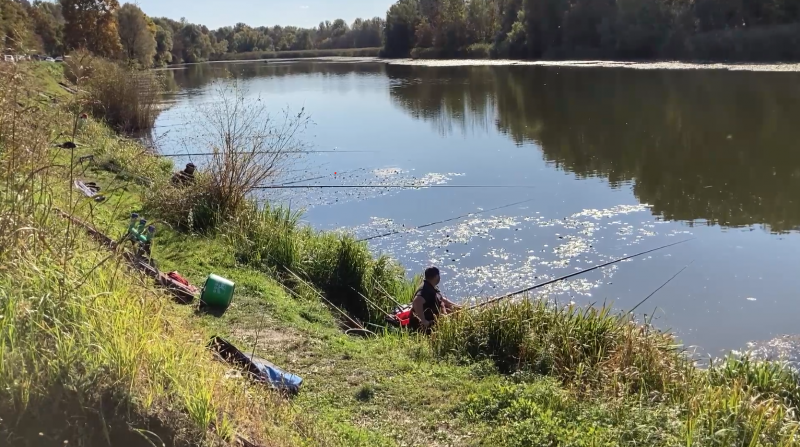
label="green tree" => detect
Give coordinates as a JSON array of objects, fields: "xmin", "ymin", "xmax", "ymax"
[
  {"xmin": 176, "ymin": 23, "xmax": 212, "ymax": 62},
  {"xmin": 154, "ymin": 25, "xmax": 172, "ymax": 65},
  {"xmin": 116, "ymin": 3, "xmax": 155, "ymax": 66},
  {"xmin": 0, "ymin": 0, "xmax": 34, "ymax": 51},
  {"xmin": 30, "ymin": 0, "xmax": 64, "ymax": 55},
  {"xmin": 60, "ymin": 0, "xmax": 122, "ymax": 57},
  {"xmin": 385, "ymin": 0, "xmax": 420, "ymax": 56}
]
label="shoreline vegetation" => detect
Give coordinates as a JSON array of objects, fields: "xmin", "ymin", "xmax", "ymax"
[
  {"xmin": 7, "ymin": 1, "xmax": 800, "ymax": 75},
  {"xmin": 3, "ymin": 56, "xmax": 800, "ymax": 446}
]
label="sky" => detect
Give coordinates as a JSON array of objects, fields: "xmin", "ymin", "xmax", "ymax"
[{"xmin": 133, "ymin": 0, "xmax": 396, "ymax": 29}]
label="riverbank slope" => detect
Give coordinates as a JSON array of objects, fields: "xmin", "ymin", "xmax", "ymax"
[{"xmin": 2, "ymin": 61, "xmax": 800, "ymax": 447}]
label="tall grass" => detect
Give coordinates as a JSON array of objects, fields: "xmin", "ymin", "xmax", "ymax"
[
  {"xmin": 229, "ymin": 203, "xmax": 417, "ymax": 325},
  {"xmin": 432, "ymin": 299, "xmax": 687, "ymax": 396},
  {"xmin": 65, "ymin": 50, "xmax": 161, "ymax": 133},
  {"xmin": 434, "ymin": 298, "xmax": 800, "ymax": 445},
  {"xmin": 0, "ymin": 59, "xmax": 294, "ymax": 446}
]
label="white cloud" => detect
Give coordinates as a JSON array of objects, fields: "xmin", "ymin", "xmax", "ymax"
[{"xmin": 300, "ymin": 5, "xmax": 309, "ymax": 9}]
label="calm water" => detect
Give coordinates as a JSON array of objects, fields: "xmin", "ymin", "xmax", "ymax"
[{"xmin": 154, "ymin": 60, "xmax": 800, "ymax": 358}]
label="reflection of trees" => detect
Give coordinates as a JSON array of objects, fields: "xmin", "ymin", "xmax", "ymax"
[
  {"xmin": 170, "ymin": 61, "xmax": 387, "ymax": 92},
  {"xmin": 389, "ymin": 65, "xmax": 800, "ymax": 232}
]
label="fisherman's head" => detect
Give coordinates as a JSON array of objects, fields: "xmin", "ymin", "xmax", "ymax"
[
  {"xmin": 185, "ymin": 163, "xmax": 196, "ymax": 174},
  {"xmin": 424, "ymin": 266, "xmax": 440, "ymax": 286}
]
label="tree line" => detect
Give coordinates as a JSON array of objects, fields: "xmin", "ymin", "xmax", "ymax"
[
  {"xmin": 0, "ymin": 0, "xmax": 384, "ymax": 66},
  {"xmin": 384, "ymin": 0, "xmax": 800, "ymax": 60},
  {"xmin": 6, "ymin": 0, "xmax": 800, "ymax": 67}
]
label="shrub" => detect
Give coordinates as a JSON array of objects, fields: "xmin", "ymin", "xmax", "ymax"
[
  {"xmin": 65, "ymin": 50, "xmax": 161, "ymax": 132},
  {"xmin": 230, "ymin": 204, "xmax": 416, "ymax": 324},
  {"xmin": 432, "ymin": 299, "xmax": 687, "ymax": 396},
  {"xmin": 410, "ymin": 47, "xmax": 444, "ymax": 59},
  {"xmin": 463, "ymin": 43, "xmax": 493, "ymax": 59},
  {"xmin": 159, "ymin": 79, "xmax": 309, "ymax": 232}
]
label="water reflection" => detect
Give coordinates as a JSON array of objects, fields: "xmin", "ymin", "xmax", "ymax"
[{"xmin": 388, "ymin": 65, "xmax": 800, "ymax": 233}]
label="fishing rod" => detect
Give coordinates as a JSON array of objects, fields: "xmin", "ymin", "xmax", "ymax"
[
  {"xmin": 469, "ymin": 238, "xmax": 694, "ymax": 310},
  {"xmin": 279, "ymin": 168, "xmax": 368, "ymax": 186},
  {"xmin": 156, "ymin": 150, "xmax": 377, "ymax": 157},
  {"xmin": 627, "ymin": 260, "xmax": 694, "ymax": 314},
  {"xmin": 373, "ymin": 280, "xmax": 405, "ymax": 308},
  {"xmin": 283, "ymin": 267, "xmax": 370, "ymax": 333},
  {"xmin": 357, "ymin": 198, "xmax": 536, "ymax": 242},
  {"xmin": 349, "ymin": 286, "xmax": 394, "ymax": 319},
  {"xmin": 253, "ymin": 184, "xmax": 537, "ymax": 190}
]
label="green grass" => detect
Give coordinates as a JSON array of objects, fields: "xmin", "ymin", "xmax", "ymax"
[{"xmin": 5, "ymin": 57, "xmax": 800, "ymax": 447}]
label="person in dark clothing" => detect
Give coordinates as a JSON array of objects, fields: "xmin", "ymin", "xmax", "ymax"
[
  {"xmin": 409, "ymin": 266, "xmax": 460, "ymax": 332},
  {"xmin": 171, "ymin": 163, "xmax": 196, "ymax": 186}
]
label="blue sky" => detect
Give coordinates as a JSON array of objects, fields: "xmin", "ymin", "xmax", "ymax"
[{"xmin": 133, "ymin": 0, "xmax": 395, "ymax": 29}]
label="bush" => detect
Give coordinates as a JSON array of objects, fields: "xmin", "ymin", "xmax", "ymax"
[
  {"xmin": 65, "ymin": 50, "xmax": 161, "ymax": 132},
  {"xmin": 463, "ymin": 43, "xmax": 493, "ymax": 59},
  {"xmin": 230, "ymin": 204, "xmax": 417, "ymax": 324},
  {"xmin": 410, "ymin": 47, "xmax": 444, "ymax": 59},
  {"xmin": 432, "ymin": 299, "xmax": 687, "ymax": 397}
]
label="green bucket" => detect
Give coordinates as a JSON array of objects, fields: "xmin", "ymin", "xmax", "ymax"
[{"xmin": 201, "ymin": 274, "xmax": 235, "ymax": 310}]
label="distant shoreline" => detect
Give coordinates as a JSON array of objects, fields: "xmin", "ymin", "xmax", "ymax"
[{"xmin": 177, "ymin": 55, "xmax": 800, "ymax": 72}]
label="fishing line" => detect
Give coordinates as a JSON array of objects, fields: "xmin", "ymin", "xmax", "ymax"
[
  {"xmin": 468, "ymin": 238, "xmax": 695, "ymax": 310},
  {"xmin": 253, "ymin": 184, "xmax": 538, "ymax": 190},
  {"xmin": 278, "ymin": 168, "xmax": 369, "ymax": 186},
  {"xmin": 156, "ymin": 150, "xmax": 376, "ymax": 157},
  {"xmin": 627, "ymin": 260, "xmax": 694, "ymax": 314},
  {"xmin": 357, "ymin": 198, "xmax": 536, "ymax": 242}
]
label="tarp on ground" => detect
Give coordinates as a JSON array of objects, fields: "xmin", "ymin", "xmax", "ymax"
[{"xmin": 208, "ymin": 336, "xmax": 302, "ymax": 394}]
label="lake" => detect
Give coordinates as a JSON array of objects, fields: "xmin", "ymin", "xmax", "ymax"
[{"xmin": 154, "ymin": 59, "xmax": 800, "ymax": 358}]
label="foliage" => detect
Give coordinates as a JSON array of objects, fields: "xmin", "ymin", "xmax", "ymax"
[
  {"xmin": 0, "ymin": 0, "xmax": 34, "ymax": 51},
  {"xmin": 432, "ymin": 299, "xmax": 688, "ymax": 397},
  {"xmin": 60, "ymin": 0, "xmax": 123, "ymax": 57},
  {"xmin": 0, "ymin": 62, "xmax": 300, "ymax": 447},
  {"xmin": 384, "ymin": 0, "xmax": 421, "ymax": 57},
  {"xmin": 147, "ymin": 79, "xmax": 308, "ymax": 231},
  {"xmin": 228, "ymin": 204, "xmax": 418, "ymax": 325},
  {"xmin": 29, "ymin": 0, "xmax": 64, "ymax": 55},
  {"xmin": 116, "ymin": 3, "xmax": 156, "ymax": 66},
  {"xmin": 65, "ymin": 50, "xmax": 161, "ymax": 132},
  {"xmin": 154, "ymin": 24, "xmax": 173, "ymax": 65},
  {"xmin": 382, "ymin": 0, "xmax": 800, "ymax": 61}
]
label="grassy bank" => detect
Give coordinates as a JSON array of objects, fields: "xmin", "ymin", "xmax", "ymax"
[
  {"xmin": 3, "ymin": 60, "xmax": 800, "ymax": 447},
  {"xmin": 209, "ymin": 48, "xmax": 381, "ymax": 62}
]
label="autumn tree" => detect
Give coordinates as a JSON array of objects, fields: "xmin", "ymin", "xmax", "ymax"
[{"xmin": 60, "ymin": 0, "xmax": 122, "ymax": 57}]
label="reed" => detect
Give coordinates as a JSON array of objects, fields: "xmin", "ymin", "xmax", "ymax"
[
  {"xmin": 65, "ymin": 51, "xmax": 161, "ymax": 133},
  {"xmin": 229, "ymin": 203, "xmax": 416, "ymax": 324},
  {"xmin": 432, "ymin": 299, "xmax": 687, "ymax": 397}
]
